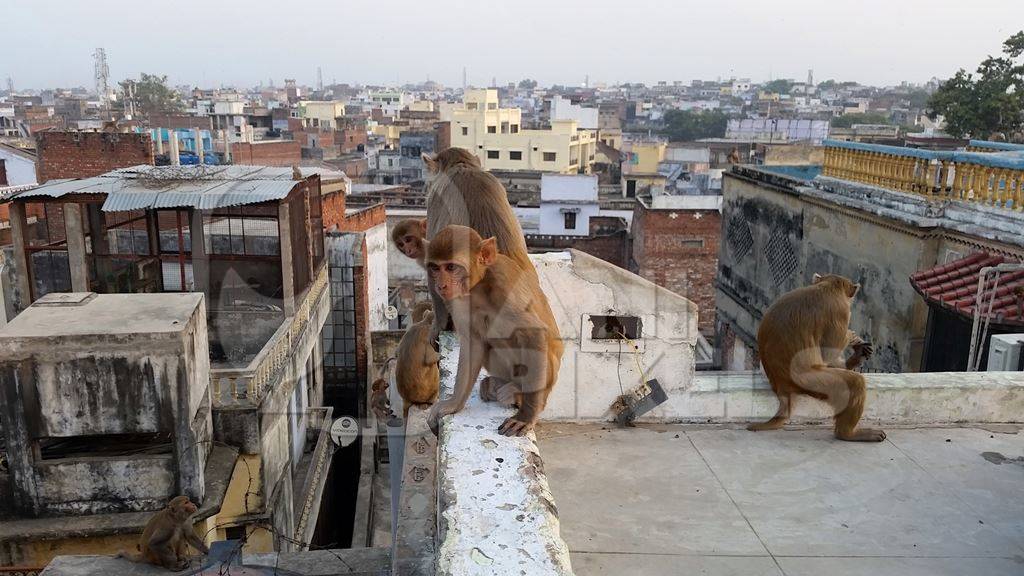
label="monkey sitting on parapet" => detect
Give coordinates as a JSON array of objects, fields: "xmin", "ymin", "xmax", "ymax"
[
  {"xmin": 392, "ymin": 218, "xmax": 429, "ymax": 269},
  {"xmin": 748, "ymin": 273, "xmax": 883, "ymax": 442},
  {"xmin": 425, "ymin": 225, "xmax": 563, "ymax": 437},
  {"xmin": 394, "ymin": 301, "xmax": 441, "ymax": 417},
  {"xmin": 423, "ymin": 148, "xmax": 541, "ymax": 344},
  {"xmin": 115, "ymin": 495, "xmax": 209, "ymax": 571}
]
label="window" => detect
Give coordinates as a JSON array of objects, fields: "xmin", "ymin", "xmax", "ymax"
[
  {"xmin": 543, "ymin": 152, "xmax": 557, "ymax": 162},
  {"xmin": 626, "ymin": 179, "xmax": 637, "ymax": 197},
  {"xmin": 487, "ymin": 125, "xmax": 497, "ymax": 134},
  {"xmin": 564, "ymin": 212, "xmax": 577, "ymax": 230},
  {"xmin": 461, "ymin": 126, "xmax": 468, "ymax": 136},
  {"xmin": 487, "ymin": 102, "xmax": 497, "ymax": 110},
  {"xmin": 466, "ymin": 102, "xmax": 478, "ymax": 110},
  {"xmin": 501, "ymin": 121, "xmax": 509, "ymax": 134},
  {"xmin": 590, "ymin": 315, "xmax": 642, "ymax": 340},
  {"xmin": 509, "ymin": 151, "xmax": 522, "ymax": 160},
  {"xmin": 487, "ymin": 150, "xmax": 500, "ymax": 159},
  {"xmin": 511, "ymin": 124, "xmax": 519, "ymax": 133},
  {"xmin": 675, "ymin": 238, "xmax": 705, "ymax": 250}
]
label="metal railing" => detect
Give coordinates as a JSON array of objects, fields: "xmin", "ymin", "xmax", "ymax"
[
  {"xmin": 210, "ymin": 263, "xmax": 329, "ymax": 406},
  {"xmin": 822, "ymin": 140, "xmax": 1024, "ymax": 211}
]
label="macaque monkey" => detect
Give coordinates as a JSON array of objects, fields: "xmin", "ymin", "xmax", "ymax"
[
  {"xmin": 423, "ymin": 148, "xmax": 537, "ymax": 343},
  {"xmin": 425, "ymin": 225, "xmax": 563, "ymax": 436},
  {"xmin": 370, "ymin": 377, "xmax": 394, "ymax": 422},
  {"xmin": 749, "ymin": 274, "xmax": 884, "ymax": 442},
  {"xmin": 116, "ymin": 495, "xmax": 209, "ymax": 571},
  {"xmin": 395, "ymin": 302, "xmax": 441, "ymax": 416},
  {"xmin": 392, "ymin": 218, "xmax": 429, "ymax": 267}
]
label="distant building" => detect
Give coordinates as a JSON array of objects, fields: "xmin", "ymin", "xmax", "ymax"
[
  {"xmin": 449, "ymin": 89, "xmax": 597, "ymax": 174},
  {"xmin": 724, "ymin": 118, "xmax": 830, "ymax": 145},
  {"xmin": 549, "ymin": 95, "xmax": 599, "ymax": 130}
]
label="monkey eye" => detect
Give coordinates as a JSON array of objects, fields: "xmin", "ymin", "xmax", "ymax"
[{"xmin": 444, "ymin": 263, "xmax": 459, "ymax": 273}]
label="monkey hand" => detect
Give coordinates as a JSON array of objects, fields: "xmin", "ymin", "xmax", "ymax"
[
  {"xmin": 427, "ymin": 399, "xmax": 461, "ymax": 435},
  {"xmin": 846, "ymin": 340, "xmax": 874, "ymax": 370}
]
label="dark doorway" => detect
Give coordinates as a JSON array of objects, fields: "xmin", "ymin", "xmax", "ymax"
[{"xmin": 920, "ymin": 305, "xmax": 1020, "ymax": 372}]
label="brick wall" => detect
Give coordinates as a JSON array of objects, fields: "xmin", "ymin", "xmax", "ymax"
[
  {"xmin": 354, "ymin": 244, "xmax": 369, "ymax": 387},
  {"xmin": 336, "ymin": 203, "xmax": 386, "ymax": 233},
  {"xmin": 146, "ymin": 114, "xmax": 212, "ymax": 130},
  {"xmin": 322, "ymin": 190, "xmax": 347, "ymax": 231},
  {"xmin": 338, "ymin": 128, "xmax": 367, "ymax": 154},
  {"xmin": 631, "ymin": 202, "xmax": 721, "ymax": 334},
  {"xmin": 36, "ymin": 131, "xmax": 154, "ymax": 183},
  {"xmin": 526, "ymin": 231, "xmax": 630, "ymax": 269},
  {"xmin": 229, "ymin": 140, "xmax": 301, "ymax": 167}
]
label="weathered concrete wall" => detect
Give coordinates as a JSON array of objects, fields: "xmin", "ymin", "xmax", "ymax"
[
  {"xmin": 717, "ymin": 170, "xmax": 936, "ymax": 372},
  {"xmin": 0, "ymin": 293, "xmax": 211, "ymax": 516},
  {"xmin": 436, "ymin": 333, "xmax": 574, "ymax": 576},
  {"xmin": 533, "ymin": 250, "xmax": 698, "ymax": 420}
]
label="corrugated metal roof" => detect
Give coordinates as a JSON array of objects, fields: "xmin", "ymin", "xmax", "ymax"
[{"xmin": 10, "ymin": 164, "xmax": 344, "ymax": 212}]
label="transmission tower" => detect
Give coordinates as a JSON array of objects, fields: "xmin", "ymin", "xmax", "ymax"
[
  {"xmin": 93, "ymin": 48, "xmax": 110, "ymax": 114},
  {"xmin": 5, "ymin": 77, "xmax": 12, "ymax": 97},
  {"xmin": 316, "ymin": 66, "xmax": 323, "ymax": 92}
]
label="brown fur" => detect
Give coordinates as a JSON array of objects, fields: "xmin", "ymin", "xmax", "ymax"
[
  {"xmin": 750, "ymin": 274, "xmax": 884, "ymax": 442},
  {"xmin": 423, "ymin": 147, "xmax": 540, "ymax": 341},
  {"xmin": 395, "ymin": 308, "xmax": 441, "ymax": 417},
  {"xmin": 409, "ymin": 301, "xmax": 433, "ymax": 324},
  {"xmin": 115, "ymin": 495, "xmax": 209, "ymax": 571},
  {"xmin": 392, "ymin": 218, "xmax": 429, "ymax": 267},
  {"xmin": 425, "ymin": 225, "xmax": 563, "ymax": 436},
  {"xmin": 370, "ymin": 377, "xmax": 394, "ymax": 421}
]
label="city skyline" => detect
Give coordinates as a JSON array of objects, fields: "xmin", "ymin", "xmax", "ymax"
[{"xmin": 3, "ymin": 0, "xmax": 1023, "ymax": 91}]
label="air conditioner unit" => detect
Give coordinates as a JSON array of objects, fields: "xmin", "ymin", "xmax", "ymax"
[{"xmin": 987, "ymin": 334, "xmax": 1024, "ymax": 371}]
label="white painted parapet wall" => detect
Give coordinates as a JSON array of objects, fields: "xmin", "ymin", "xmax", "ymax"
[{"xmin": 435, "ymin": 333, "xmax": 574, "ymax": 576}]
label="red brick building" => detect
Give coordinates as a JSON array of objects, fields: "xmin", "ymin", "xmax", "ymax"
[
  {"xmin": 35, "ymin": 131, "xmax": 154, "ymax": 183},
  {"xmin": 631, "ymin": 198, "xmax": 722, "ymax": 334},
  {"xmin": 230, "ymin": 140, "xmax": 301, "ymax": 167}
]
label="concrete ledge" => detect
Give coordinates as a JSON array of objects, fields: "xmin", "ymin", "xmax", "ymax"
[
  {"xmin": 644, "ymin": 371, "xmax": 1024, "ymax": 424},
  {"xmin": 435, "ymin": 333, "xmax": 574, "ymax": 576},
  {"xmin": 393, "ymin": 406, "xmax": 438, "ymax": 576}
]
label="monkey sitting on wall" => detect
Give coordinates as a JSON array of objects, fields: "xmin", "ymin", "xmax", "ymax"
[
  {"xmin": 423, "ymin": 148, "xmax": 544, "ymax": 344},
  {"xmin": 116, "ymin": 495, "xmax": 210, "ymax": 571},
  {"xmin": 425, "ymin": 225, "xmax": 563, "ymax": 437},
  {"xmin": 392, "ymin": 218, "xmax": 429, "ymax": 268},
  {"xmin": 748, "ymin": 273, "xmax": 883, "ymax": 442},
  {"xmin": 394, "ymin": 301, "xmax": 441, "ymax": 417}
]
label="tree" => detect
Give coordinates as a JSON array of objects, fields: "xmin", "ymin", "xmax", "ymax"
[
  {"xmin": 763, "ymin": 79, "xmax": 794, "ymax": 94},
  {"xmin": 831, "ymin": 112, "xmax": 891, "ymax": 128},
  {"xmin": 660, "ymin": 109, "xmax": 729, "ymax": 142},
  {"xmin": 119, "ymin": 73, "xmax": 183, "ymax": 118},
  {"xmin": 517, "ymin": 78, "xmax": 538, "ymax": 90},
  {"xmin": 927, "ymin": 31, "xmax": 1024, "ymax": 140}
]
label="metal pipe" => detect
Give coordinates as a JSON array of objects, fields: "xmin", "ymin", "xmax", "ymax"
[{"xmin": 967, "ymin": 263, "xmax": 1024, "ymax": 370}]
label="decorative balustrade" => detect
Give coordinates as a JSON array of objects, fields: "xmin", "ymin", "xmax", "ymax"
[
  {"xmin": 210, "ymin": 263, "xmax": 329, "ymax": 407},
  {"xmin": 822, "ymin": 139, "xmax": 1024, "ymax": 211}
]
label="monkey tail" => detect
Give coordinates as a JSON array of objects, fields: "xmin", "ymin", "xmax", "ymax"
[
  {"xmin": 114, "ymin": 550, "xmax": 143, "ymax": 563},
  {"xmin": 378, "ymin": 356, "xmax": 397, "ymax": 380}
]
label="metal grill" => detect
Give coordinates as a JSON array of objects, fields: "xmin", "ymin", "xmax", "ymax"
[
  {"xmin": 726, "ymin": 215, "xmax": 754, "ymax": 261},
  {"xmin": 323, "ymin": 263, "xmax": 359, "ymax": 389},
  {"xmin": 765, "ymin": 227, "xmax": 798, "ymax": 287}
]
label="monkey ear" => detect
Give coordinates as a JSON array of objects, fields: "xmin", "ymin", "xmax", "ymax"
[
  {"xmin": 418, "ymin": 218, "xmax": 428, "ymax": 232},
  {"xmin": 812, "ymin": 273, "xmax": 823, "ymax": 283},
  {"xmin": 478, "ymin": 237, "xmax": 498, "ymax": 266},
  {"xmin": 422, "ymin": 153, "xmax": 437, "ymax": 173}
]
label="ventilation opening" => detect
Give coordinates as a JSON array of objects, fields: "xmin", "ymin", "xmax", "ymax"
[
  {"xmin": 38, "ymin": 432, "xmax": 173, "ymax": 460},
  {"xmin": 590, "ymin": 315, "xmax": 642, "ymax": 340}
]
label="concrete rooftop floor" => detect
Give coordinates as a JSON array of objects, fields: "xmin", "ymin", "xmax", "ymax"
[{"xmin": 536, "ymin": 423, "xmax": 1024, "ymax": 576}]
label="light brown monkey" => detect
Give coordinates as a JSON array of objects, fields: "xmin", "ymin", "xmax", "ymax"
[
  {"xmin": 749, "ymin": 274, "xmax": 883, "ymax": 442},
  {"xmin": 425, "ymin": 225, "xmax": 562, "ymax": 436},
  {"xmin": 392, "ymin": 218, "xmax": 429, "ymax": 267},
  {"xmin": 370, "ymin": 377, "xmax": 394, "ymax": 421},
  {"xmin": 408, "ymin": 300, "xmax": 433, "ymax": 324},
  {"xmin": 423, "ymin": 148, "xmax": 541, "ymax": 342},
  {"xmin": 395, "ymin": 304, "xmax": 441, "ymax": 417},
  {"xmin": 116, "ymin": 495, "xmax": 209, "ymax": 571}
]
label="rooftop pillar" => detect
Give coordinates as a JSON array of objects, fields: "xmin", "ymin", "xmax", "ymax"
[
  {"xmin": 7, "ymin": 202, "xmax": 32, "ymax": 309},
  {"xmin": 278, "ymin": 201, "xmax": 297, "ymax": 316},
  {"xmin": 63, "ymin": 203, "xmax": 89, "ymax": 292}
]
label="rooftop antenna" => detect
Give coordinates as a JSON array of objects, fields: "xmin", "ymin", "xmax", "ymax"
[
  {"xmin": 93, "ymin": 47, "xmax": 110, "ymax": 116},
  {"xmin": 317, "ymin": 66, "xmax": 323, "ymax": 92},
  {"xmin": 5, "ymin": 76, "xmax": 12, "ymax": 97},
  {"xmin": 462, "ymin": 66, "xmax": 467, "ymax": 91},
  {"xmin": 585, "ymin": 74, "xmax": 589, "ymax": 88}
]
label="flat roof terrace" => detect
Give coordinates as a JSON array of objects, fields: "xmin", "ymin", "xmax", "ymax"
[{"xmin": 537, "ymin": 423, "xmax": 1024, "ymax": 576}]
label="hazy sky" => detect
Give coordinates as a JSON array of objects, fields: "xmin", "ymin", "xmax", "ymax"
[{"xmin": 4, "ymin": 0, "xmax": 1023, "ymax": 90}]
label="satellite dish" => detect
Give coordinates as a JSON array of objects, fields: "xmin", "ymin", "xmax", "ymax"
[
  {"xmin": 330, "ymin": 417, "xmax": 359, "ymax": 448},
  {"xmin": 384, "ymin": 305, "xmax": 399, "ymax": 320}
]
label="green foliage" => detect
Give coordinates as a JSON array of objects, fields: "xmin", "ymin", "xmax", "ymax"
[
  {"xmin": 763, "ymin": 79, "xmax": 794, "ymax": 94},
  {"xmin": 517, "ymin": 78, "xmax": 538, "ymax": 90},
  {"xmin": 927, "ymin": 31, "xmax": 1024, "ymax": 139},
  {"xmin": 831, "ymin": 112, "xmax": 891, "ymax": 128},
  {"xmin": 660, "ymin": 109, "xmax": 729, "ymax": 142},
  {"xmin": 119, "ymin": 73, "xmax": 183, "ymax": 118}
]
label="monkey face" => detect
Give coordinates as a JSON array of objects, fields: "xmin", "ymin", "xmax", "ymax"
[
  {"xmin": 397, "ymin": 235, "xmax": 423, "ymax": 259},
  {"xmin": 428, "ymin": 261, "xmax": 470, "ymax": 301},
  {"xmin": 167, "ymin": 496, "xmax": 198, "ymax": 521}
]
